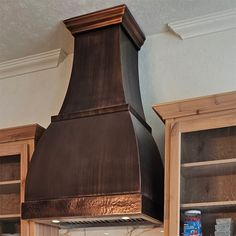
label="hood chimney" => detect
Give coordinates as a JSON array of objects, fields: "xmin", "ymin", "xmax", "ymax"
[{"xmin": 22, "ymin": 5, "xmax": 164, "ymax": 228}]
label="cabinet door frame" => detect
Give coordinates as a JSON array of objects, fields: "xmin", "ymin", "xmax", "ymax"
[
  {"xmin": 0, "ymin": 143, "xmax": 29, "ymax": 235},
  {"xmin": 167, "ymin": 109, "xmax": 236, "ymax": 236}
]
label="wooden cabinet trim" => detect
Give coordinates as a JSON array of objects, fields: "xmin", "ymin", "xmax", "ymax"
[
  {"xmin": 0, "ymin": 124, "xmax": 44, "ymax": 144},
  {"xmin": 153, "ymin": 90, "xmax": 236, "ymax": 122}
]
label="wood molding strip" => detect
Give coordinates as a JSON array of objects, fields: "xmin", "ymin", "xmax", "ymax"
[
  {"xmin": 0, "ymin": 124, "xmax": 45, "ymax": 144},
  {"xmin": 153, "ymin": 91, "xmax": 236, "ymax": 122},
  {"xmin": 52, "ymin": 104, "xmax": 152, "ymax": 132}
]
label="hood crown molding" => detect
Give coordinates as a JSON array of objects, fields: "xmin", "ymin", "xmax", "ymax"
[
  {"xmin": 64, "ymin": 4, "xmax": 145, "ymax": 50},
  {"xmin": 168, "ymin": 8, "xmax": 236, "ymax": 39},
  {"xmin": 0, "ymin": 49, "xmax": 67, "ymax": 80}
]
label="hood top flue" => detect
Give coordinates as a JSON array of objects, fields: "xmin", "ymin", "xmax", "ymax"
[{"xmin": 22, "ymin": 4, "xmax": 164, "ymax": 228}]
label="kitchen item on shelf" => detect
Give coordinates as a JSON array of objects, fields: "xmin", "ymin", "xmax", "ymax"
[
  {"xmin": 216, "ymin": 218, "xmax": 233, "ymax": 225},
  {"xmin": 184, "ymin": 210, "xmax": 202, "ymax": 236},
  {"xmin": 215, "ymin": 218, "xmax": 234, "ymax": 236}
]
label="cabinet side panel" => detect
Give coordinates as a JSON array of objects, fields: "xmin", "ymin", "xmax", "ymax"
[
  {"xmin": 163, "ymin": 120, "xmax": 172, "ymax": 236},
  {"xmin": 169, "ymin": 123, "xmax": 181, "ymax": 236}
]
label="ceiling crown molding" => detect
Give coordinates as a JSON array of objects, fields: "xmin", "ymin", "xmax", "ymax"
[
  {"xmin": 168, "ymin": 8, "xmax": 236, "ymax": 39},
  {"xmin": 0, "ymin": 49, "xmax": 67, "ymax": 80}
]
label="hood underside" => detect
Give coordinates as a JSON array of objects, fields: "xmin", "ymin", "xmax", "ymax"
[{"xmin": 22, "ymin": 5, "xmax": 164, "ymax": 228}]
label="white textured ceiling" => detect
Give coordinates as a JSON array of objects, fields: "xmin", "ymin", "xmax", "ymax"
[{"xmin": 1, "ymin": 0, "xmax": 236, "ymax": 63}]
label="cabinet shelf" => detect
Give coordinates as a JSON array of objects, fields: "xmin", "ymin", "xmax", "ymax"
[
  {"xmin": 181, "ymin": 201, "xmax": 236, "ymax": 212},
  {"xmin": 0, "ymin": 180, "xmax": 20, "ymax": 194},
  {"xmin": 181, "ymin": 158, "xmax": 236, "ymax": 177},
  {"xmin": 0, "ymin": 180, "xmax": 21, "ymax": 186},
  {"xmin": 0, "ymin": 214, "xmax": 21, "ymax": 219}
]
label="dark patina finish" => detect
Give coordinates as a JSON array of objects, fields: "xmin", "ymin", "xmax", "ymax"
[{"xmin": 22, "ymin": 5, "xmax": 164, "ymax": 227}]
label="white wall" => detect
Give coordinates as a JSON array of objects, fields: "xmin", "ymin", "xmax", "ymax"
[
  {"xmin": 0, "ymin": 54, "xmax": 72, "ymax": 129},
  {"xmin": 139, "ymin": 29, "xmax": 236, "ymax": 157},
  {"xmin": 1, "ymin": 29, "xmax": 235, "ymax": 158},
  {"xmin": 0, "ymin": 28, "xmax": 236, "ymax": 235}
]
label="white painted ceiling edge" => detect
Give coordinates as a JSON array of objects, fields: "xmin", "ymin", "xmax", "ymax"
[
  {"xmin": 0, "ymin": 49, "xmax": 67, "ymax": 80},
  {"xmin": 1, "ymin": 7, "xmax": 236, "ymax": 80},
  {"xmin": 168, "ymin": 8, "xmax": 236, "ymax": 39},
  {"xmin": 1, "ymin": 0, "xmax": 236, "ymax": 63}
]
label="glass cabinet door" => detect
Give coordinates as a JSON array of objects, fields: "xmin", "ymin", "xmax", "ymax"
[
  {"xmin": 0, "ymin": 154, "xmax": 21, "ymax": 235},
  {"xmin": 180, "ymin": 126, "xmax": 236, "ymax": 236},
  {"xmin": 0, "ymin": 144, "xmax": 28, "ymax": 236}
]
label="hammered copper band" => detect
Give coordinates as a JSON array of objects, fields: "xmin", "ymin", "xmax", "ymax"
[{"xmin": 22, "ymin": 194, "xmax": 142, "ymax": 219}]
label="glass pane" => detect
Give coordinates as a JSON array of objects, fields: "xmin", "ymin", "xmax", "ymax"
[
  {"xmin": 180, "ymin": 126, "xmax": 236, "ymax": 236},
  {"xmin": 0, "ymin": 155, "xmax": 20, "ymax": 181},
  {"xmin": 0, "ymin": 155, "xmax": 21, "ymax": 217},
  {"xmin": 181, "ymin": 126, "xmax": 236, "ymax": 163},
  {"xmin": 0, "ymin": 219, "xmax": 20, "ymax": 235}
]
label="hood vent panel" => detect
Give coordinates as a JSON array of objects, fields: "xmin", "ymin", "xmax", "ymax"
[
  {"xmin": 22, "ymin": 5, "xmax": 164, "ymax": 227},
  {"xmin": 57, "ymin": 217, "xmax": 158, "ymax": 229}
]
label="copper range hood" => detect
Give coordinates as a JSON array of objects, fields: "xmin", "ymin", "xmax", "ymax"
[{"xmin": 22, "ymin": 5, "xmax": 164, "ymax": 228}]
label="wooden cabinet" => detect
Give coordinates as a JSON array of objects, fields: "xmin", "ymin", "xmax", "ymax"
[
  {"xmin": 0, "ymin": 124, "xmax": 58, "ymax": 236},
  {"xmin": 153, "ymin": 91, "xmax": 236, "ymax": 236}
]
